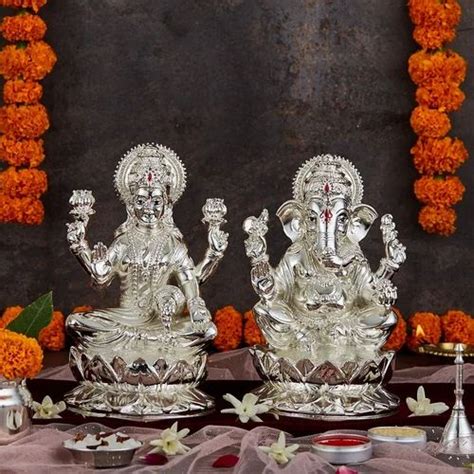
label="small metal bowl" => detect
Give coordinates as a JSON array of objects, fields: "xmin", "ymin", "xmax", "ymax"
[
  {"xmin": 64, "ymin": 443, "xmax": 142, "ymax": 469},
  {"xmin": 312, "ymin": 433, "xmax": 372, "ymax": 465},
  {"xmin": 368, "ymin": 426, "xmax": 427, "ymax": 449}
]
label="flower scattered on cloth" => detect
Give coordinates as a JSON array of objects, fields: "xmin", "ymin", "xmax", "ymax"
[
  {"xmin": 32, "ymin": 395, "xmax": 66, "ymax": 419},
  {"xmin": 335, "ymin": 467, "xmax": 359, "ymax": 474},
  {"xmin": 149, "ymin": 422, "xmax": 190, "ymax": 456},
  {"xmin": 406, "ymin": 386, "xmax": 449, "ymax": 416},
  {"xmin": 221, "ymin": 392, "xmax": 276, "ymax": 423},
  {"xmin": 258, "ymin": 431, "xmax": 299, "ymax": 465}
]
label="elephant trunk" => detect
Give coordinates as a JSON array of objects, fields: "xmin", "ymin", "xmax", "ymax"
[{"xmin": 319, "ymin": 230, "xmax": 354, "ymax": 268}]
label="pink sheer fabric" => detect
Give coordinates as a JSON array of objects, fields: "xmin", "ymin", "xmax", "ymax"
[
  {"xmin": 0, "ymin": 423, "xmax": 462, "ymax": 474},
  {"xmin": 39, "ymin": 348, "xmax": 474, "ymax": 384}
]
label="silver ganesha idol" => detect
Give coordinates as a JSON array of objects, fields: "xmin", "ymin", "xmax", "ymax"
[{"xmin": 243, "ymin": 154, "xmax": 406, "ymax": 419}]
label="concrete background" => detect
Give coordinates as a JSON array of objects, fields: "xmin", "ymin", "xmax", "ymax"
[{"xmin": 1, "ymin": 0, "xmax": 472, "ymax": 318}]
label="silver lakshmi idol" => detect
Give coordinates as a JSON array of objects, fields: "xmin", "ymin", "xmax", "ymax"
[
  {"xmin": 243, "ymin": 154, "xmax": 406, "ymax": 419},
  {"xmin": 65, "ymin": 144, "xmax": 228, "ymax": 417}
]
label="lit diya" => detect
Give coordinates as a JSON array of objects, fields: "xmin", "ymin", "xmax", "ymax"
[
  {"xmin": 312, "ymin": 433, "xmax": 372, "ymax": 464},
  {"xmin": 368, "ymin": 426, "xmax": 427, "ymax": 448}
]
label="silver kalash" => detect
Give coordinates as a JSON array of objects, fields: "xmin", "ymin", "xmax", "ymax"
[
  {"xmin": 65, "ymin": 144, "xmax": 228, "ymax": 418},
  {"xmin": 243, "ymin": 154, "xmax": 406, "ymax": 419}
]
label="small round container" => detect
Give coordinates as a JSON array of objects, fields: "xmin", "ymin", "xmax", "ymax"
[
  {"xmin": 368, "ymin": 426, "xmax": 427, "ymax": 449},
  {"xmin": 312, "ymin": 433, "xmax": 372, "ymax": 464},
  {"xmin": 64, "ymin": 444, "xmax": 142, "ymax": 468}
]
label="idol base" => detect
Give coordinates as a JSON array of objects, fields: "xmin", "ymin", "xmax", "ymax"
[
  {"xmin": 252, "ymin": 381, "xmax": 399, "ymax": 420},
  {"xmin": 65, "ymin": 381, "xmax": 214, "ymax": 418}
]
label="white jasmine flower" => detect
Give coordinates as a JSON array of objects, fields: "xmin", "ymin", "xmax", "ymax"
[
  {"xmin": 32, "ymin": 395, "xmax": 66, "ymax": 419},
  {"xmin": 221, "ymin": 393, "xmax": 271, "ymax": 423},
  {"xmin": 406, "ymin": 386, "xmax": 449, "ymax": 417},
  {"xmin": 149, "ymin": 422, "xmax": 190, "ymax": 456},
  {"xmin": 259, "ymin": 431, "xmax": 299, "ymax": 465}
]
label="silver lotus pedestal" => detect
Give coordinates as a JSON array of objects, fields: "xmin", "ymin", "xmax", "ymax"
[
  {"xmin": 251, "ymin": 346, "xmax": 398, "ymax": 420},
  {"xmin": 243, "ymin": 154, "xmax": 406, "ymax": 419},
  {"xmin": 65, "ymin": 346, "xmax": 213, "ymax": 419},
  {"xmin": 64, "ymin": 143, "xmax": 229, "ymax": 419}
]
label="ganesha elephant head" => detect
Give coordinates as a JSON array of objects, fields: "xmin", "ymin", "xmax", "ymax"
[
  {"xmin": 278, "ymin": 154, "xmax": 378, "ymax": 269},
  {"xmin": 277, "ymin": 199, "xmax": 377, "ymax": 268}
]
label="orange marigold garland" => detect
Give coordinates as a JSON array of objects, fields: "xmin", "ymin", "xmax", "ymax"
[
  {"xmin": 243, "ymin": 310, "xmax": 266, "ymax": 346},
  {"xmin": 0, "ymin": 103, "xmax": 49, "ymax": 138},
  {"xmin": 408, "ymin": 0, "xmax": 468, "ymax": 236},
  {"xmin": 411, "ymin": 136, "xmax": 467, "ymax": 175},
  {"xmin": 414, "ymin": 175, "xmax": 464, "ymax": 207},
  {"xmin": 0, "ymin": 12, "xmax": 46, "ymax": 42},
  {"xmin": 3, "ymin": 79, "xmax": 43, "ymax": 104},
  {"xmin": 410, "ymin": 106, "xmax": 451, "ymax": 138},
  {"xmin": 0, "ymin": 194, "xmax": 44, "ymax": 224},
  {"xmin": 418, "ymin": 204, "xmax": 456, "ymax": 236},
  {"xmin": 406, "ymin": 311, "xmax": 441, "ymax": 351},
  {"xmin": 383, "ymin": 307, "xmax": 407, "ymax": 351},
  {"xmin": 441, "ymin": 310, "xmax": 471, "ymax": 344},
  {"xmin": 0, "ymin": 1, "xmax": 47, "ymax": 12},
  {"xmin": 0, "ymin": 328, "xmax": 43, "ymax": 379},
  {"xmin": 213, "ymin": 306, "xmax": 243, "ymax": 352},
  {"xmin": 0, "ymin": 166, "xmax": 47, "ymax": 198},
  {"xmin": 0, "ymin": 2, "xmax": 54, "ymax": 225},
  {"xmin": 0, "ymin": 305, "xmax": 66, "ymax": 351}
]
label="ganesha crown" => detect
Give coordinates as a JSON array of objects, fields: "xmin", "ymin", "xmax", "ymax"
[{"xmin": 293, "ymin": 154, "xmax": 364, "ymax": 205}]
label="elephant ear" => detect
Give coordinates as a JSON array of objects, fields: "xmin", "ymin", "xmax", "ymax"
[
  {"xmin": 276, "ymin": 200, "xmax": 304, "ymax": 242},
  {"xmin": 347, "ymin": 204, "xmax": 378, "ymax": 243}
]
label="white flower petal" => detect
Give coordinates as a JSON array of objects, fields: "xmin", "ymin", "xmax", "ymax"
[
  {"xmin": 42, "ymin": 396, "xmax": 53, "ymax": 407},
  {"xmin": 406, "ymin": 397, "xmax": 418, "ymax": 412},
  {"xmin": 430, "ymin": 402, "xmax": 449, "ymax": 415},
  {"xmin": 242, "ymin": 393, "xmax": 259, "ymax": 406},
  {"xmin": 249, "ymin": 414, "xmax": 263, "ymax": 423},
  {"xmin": 223, "ymin": 393, "xmax": 242, "ymax": 409},
  {"xmin": 417, "ymin": 386, "xmax": 426, "ymax": 401}
]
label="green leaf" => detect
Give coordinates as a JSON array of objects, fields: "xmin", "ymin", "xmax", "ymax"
[{"xmin": 6, "ymin": 291, "xmax": 53, "ymax": 338}]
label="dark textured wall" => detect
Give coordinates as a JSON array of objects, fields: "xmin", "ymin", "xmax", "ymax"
[{"xmin": 1, "ymin": 0, "xmax": 473, "ymax": 318}]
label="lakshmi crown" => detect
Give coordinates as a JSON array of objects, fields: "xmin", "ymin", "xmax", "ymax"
[
  {"xmin": 114, "ymin": 143, "xmax": 187, "ymax": 205},
  {"xmin": 293, "ymin": 154, "xmax": 364, "ymax": 205}
]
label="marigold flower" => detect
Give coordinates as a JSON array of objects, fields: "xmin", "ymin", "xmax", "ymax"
[
  {"xmin": 408, "ymin": 50, "xmax": 466, "ymax": 87},
  {"xmin": 1, "ymin": 13, "xmax": 47, "ymax": 42},
  {"xmin": 415, "ymin": 82, "xmax": 464, "ymax": 112},
  {"xmin": 0, "ymin": 0, "xmax": 47, "ymax": 12},
  {"xmin": 0, "ymin": 103, "xmax": 49, "ymax": 138},
  {"xmin": 213, "ymin": 306, "xmax": 243, "ymax": 351},
  {"xmin": 38, "ymin": 311, "xmax": 65, "ymax": 351},
  {"xmin": 406, "ymin": 311, "xmax": 441, "ymax": 351},
  {"xmin": 408, "ymin": 0, "xmax": 461, "ymax": 29},
  {"xmin": 0, "ymin": 166, "xmax": 47, "ymax": 198},
  {"xmin": 0, "ymin": 193, "xmax": 44, "ymax": 224},
  {"xmin": 0, "ymin": 41, "xmax": 56, "ymax": 81},
  {"xmin": 411, "ymin": 136, "xmax": 468, "ymax": 175},
  {"xmin": 72, "ymin": 305, "xmax": 93, "ymax": 313},
  {"xmin": 469, "ymin": 318, "xmax": 474, "ymax": 345},
  {"xmin": 413, "ymin": 25, "xmax": 456, "ymax": 50},
  {"xmin": 3, "ymin": 79, "xmax": 43, "ymax": 104},
  {"xmin": 414, "ymin": 175, "xmax": 464, "ymax": 207},
  {"xmin": 418, "ymin": 205, "xmax": 456, "ymax": 236},
  {"xmin": 410, "ymin": 106, "xmax": 451, "ymax": 138},
  {"xmin": 1, "ymin": 306, "xmax": 66, "ymax": 351},
  {"xmin": 243, "ymin": 310, "xmax": 266, "ymax": 346},
  {"xmin": 383, "ymin": 307, "xmax": 407, "ymax": 351},
  {"xmin": 0, "ymin": 328, "xmax": 43, "ymax": 379},
  {"xmin": 0, "ymin": 305, "xmax": 22, "ymax": 327},
  {"xmin": 441, "ymin": 310, "xmax": 471, "ymax": 344}
]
